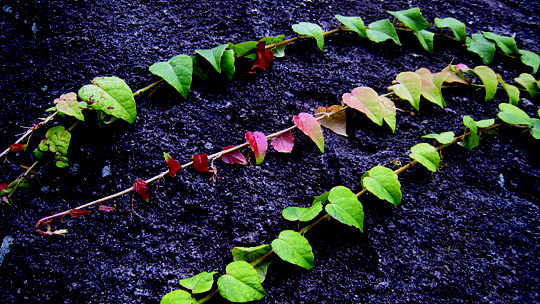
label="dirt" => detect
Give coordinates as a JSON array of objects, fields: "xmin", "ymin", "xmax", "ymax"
[{"xmin": 0, "ymin": 0, "xmax": 539, "ymax": 303}]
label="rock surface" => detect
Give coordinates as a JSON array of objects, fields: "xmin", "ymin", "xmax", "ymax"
[{"xmin": 0, "ymin": 0, "xmax": 539, "ymax": 303}]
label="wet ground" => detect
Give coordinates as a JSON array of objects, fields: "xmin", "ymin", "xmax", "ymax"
[{"xmin": 0, "ymin": 0, "xmax": 539, "ymax": 303}]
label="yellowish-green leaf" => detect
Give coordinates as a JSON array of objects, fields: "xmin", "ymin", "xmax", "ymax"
[
  {"xmin": 160, "ymin": 290, "xmax": 197, "ymax": 304},
  {"xmin": 180, "ymin": 272, "xmax": 218, "ymax": 294},
  {"xmin": 421, "ymin": 131, "xmax": 455, "ymax": 144},
  {"xmin": 343, "ymin": 87, "xmax": 397, "ymax": 131},
  {"xmin": 232, "ymin": 244, "xmax": 272, "ymax": 283},
  {"xmin": 325, "ymin": 186, "xmax": 364, "ymax": 231},
  {"xmin": 416, "ymin": 68, "xmax": 444, "ymax": 108},
  {"xmin": 335, "ymin": 15, "xmax": 367, "ymax": 38},
  {"xmin": 434, "ymin": 17, "xmax": 466, "ymax": 42},
  {"xmin": 217, "ymin": 261, "xmax": 266, "ymax": 302},
  {"xmin": 366, "ymin": 19, "xmax": 401, "ymax": 46},
  {"xmin": 514, "ymin": 73, "xmax": 538, "ymax": 98},
  {"xmin": 271, "ymin": 230, "xmax": 314, "ymax": 270},
  {"xmin": 409, "ymin": 143, "xmax": 440, "ymax": 172},
  {"xmin": 388, "ymin": 7, "xmax": 431, "ymax": 31},
  {"xmin": 497, "ymin": 103, "xmax": 532, "ymax": 126},
  {"xmin": 473, "ymin": 66, "xmax": 498, "ymax": 101},
  {"xmin": 361, "ymin": 166, "xmax": 402, "ymax": 206},
  {"xmin": 292, "ymin": 22, "xmax": 325, "ymax": 51},
  {"xmin": 54, "ymin": 92, "xmax": 84, "ymax": 121},
  {"xmin": 497, "ymin": 74, "xmax": 520, "ymax": 105},
  {"xmin": 519, "ymin": 50, "xmax": 540, "ymax": 74},
  {"xmin": 389, "ymin": 71, "xmax": 422, "ymax": 110},
  {"xmin": 149, "ymin": 54, "xmax": 193, "ymax": 98}
]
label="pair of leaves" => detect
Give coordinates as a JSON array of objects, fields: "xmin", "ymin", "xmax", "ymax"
[
  {"xmin": 514, "ymin": 73, "xmax": 540, "ymax": 99},
  {"xmin": 498, "ymin": 104, "xmax": 540, "ymax": 139},
  {"xmin": 232, "ymin": 244, "xmax": 272, "ymax": 283},
  {"xmin": 78, "ymin": 77, "xmax": 137, "ymax": 124},
  {"xmin": 422, "ymin": 131, "xmax": 456, "ymax": 145},
  {"xmin": 33, "ymin": 126, "xmax": 71, "ymax": 168},
  {"xmin": 459, "ymin": 116, "xmax": 495, "ymax": 149},
  {"xmin": 282, "ymin": 192, "xmax": 327, "ymax": 222},
  {"xmin": 342, "ymin": 87, "xmax": 396, "ymax": 132},
  {"xmin": 388, "ymin": 8, "xmax": 434, "ymax": 52}
]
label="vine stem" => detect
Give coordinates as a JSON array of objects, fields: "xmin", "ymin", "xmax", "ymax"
[
  {"xmin": 0, "ymin": 111, "xmax": 58, "ymax": 159},
  {"xmin": 35, "ymin": 106, "xmax": 348, "ymax": 235}
]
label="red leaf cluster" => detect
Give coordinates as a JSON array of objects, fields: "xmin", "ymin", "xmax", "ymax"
[
  {"xmin": 133, "ymin": 178, "xmax": 150, "ymax": 202},
  {"xmin": 163, "ymin": 152, "xmax": 182, "ymax": 177},
  {"xmin": 221, "ymin": 146, "xmax": 247, "ymax": 165},
  {"xmin": 249, "ymin": 41, "xmax": 274, "ymax": 74}
]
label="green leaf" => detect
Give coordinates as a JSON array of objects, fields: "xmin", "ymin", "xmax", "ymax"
[
  {"xmin": 514, "ymin": 73, "xmax": 538, "ymax": 98},
  {"xmin": 461, "ymin": 116, "xmax": 479, "ymax": 149},
  {"xmin": 217, "ymin": 261, "xmax": 266, "ymax": 302},
  {"xmin": 416, "ymin": 68, "xmax": 444, "ymax": 108},
  {"xmin": 476, "ymin": 119, "xmax": 495, "ymax": 128},
  {"xmin": 282, "ymin": 201, "xmax": 323, "ymax": 222},
  {"xmin": 366, "ymin": 19, "xmax": 401, "ymax": 46},
  {"xmin": 473, "ymin": 66, "xmax": 498, "ymax": 101},
  {"xmin": 421, "ymin": 131, "xmax": 455, "ymax": 144},
  {"xmin": 78, "ymin": 76, "xmax": 137, "ymax": 124},
  {"xmin": 195, "ymin": 44, "xmax": 228, "ymax": 73},
  {"xmin": 54, "ymin": 92, "xmax": 84, "ymax": 121},
  {"xmin": 342, "ymin": 87, "xmax": 397, "ymax": 131},
  {"xmin": 388, "ymin": 7, "xmax": 431, "ymax": 31},
  {"xmin": 180, "ymin": 271, "xmax": 218, "ymax": 294},
  {"xmin": 292, "ymin": 22, "xmax": 325, "ymax": 51},
  {"xmin": 149, "ymin": 54, "xmax": 193, "ymax": 99},
  {"xmin": 160, "ymin": 290, "xmax": 197, "ymax": 304},
  {"xmin": 465, "ymin": 34, "xmax": 496, "ymax": 64},
  {"xmin": 497, "ymin": 74, "xmax": 520, "ymax": 105},
  {"xmin": 260, "ymin": 35, "xmax": 287, "ymax": 57},
  {"xmin": 482, "ymin": 32, "xmax": 519, "ymax": 56},
  {"xmin": 530, "ymin": 118, "xmax": 540, "ymax": 139},
  {"xmin": 497, "ymin": 103, "xmax": 532, "ymax": 126},
  {"xmin": 34, "ymin": 126, "xmax": 71, "ymax": 168},
  {"xmin": 271, "ymin": 230, "xmax": 314, "ymax": 270},
  {"xmin": 260, "ymin": 35, "xmax": 286, "ymax": 45},
  {"xmin": 409, "ymin": 143, "xmax": 440, "ymax": 172},
  {"xmin": 231, "ymin": 244, "xmax": 272, "ymax": 283},
  {"xmin": 192, "ymin": 55, "xmax": 209, "ymax": 81},
  {"xmin": 519, "ymin": 50, "xmax": 540, "ymax": 74},
  {"xmin": 221, "ymin": 50, "xmax": 235, "ymax": 81},
  {"xmin": 325, "ymin": 186, "xmax": 364, "ymax": 232},
  {"xmin": 273, "ymin": 44, "xmax": 286, "ymax": 57},
  {"xmin": 389, "ymin": 71, "xmax": 422, "ymax": 110},
  {"xmin": 313, "ymin": 192, "xmax": 329, "ymax": 205},
  {"xmin": 434, "ymin": 17, "xmax": 466, "ymax": 42},
  {"xmin": 463, "ymin": 116, "xmax": 478, "ymax": 134},
  {"xmin": 335, "ymin": 15, "xmax": 367, "ymax": 38},
  {"xmin": 413, "ymin": 30, "xmax": 434, "ymax": 53},
  {"xmin": 228, "ymin": 41, "xmax": 258, "ymax": 59},
  {"xmin": 361, "ymin": 166, "xmax": 402, "ymax": 206}
]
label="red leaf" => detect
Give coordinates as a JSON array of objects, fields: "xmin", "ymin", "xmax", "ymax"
[
  {"xmin": 193, "ymin": 153, "xmax": 211, "ymax": 172},
  {"xmin": 163, "ymin": 152, "xmax": 182, "ymax": 177},
  {"xmin": 10, "ymin": 143, "xmax": 28, "ymax": 152},
  {"xmin": 245, "ymin": 131, "xmax": 268, "ymax": 165},
  {"xmin": 270, "ymin": 131, "xmax": 295, "ymax": 153},
  {"xmin": 293, "ymin": 113, "xmax": 325, "ymax": 153},
  {"xmin": 98, "ymin": 205, "xmax": 116, "ymax": 212},
  {"xmin": 249, "ymin": 41, "xmax": 274, "ymax": 74},
  {"xmin": 0, "ymin": 183, "xmax": 8, "ymax": 192},
  {"xmin": 221, "ymin": 146, "xmax": 248, "ymax": 165},
  {"xmin": 69, "ymin": 209, "xmax": 91, "ymax": 218},
  {"xmin": 315, "ymin": 105, "xmax": 347, "ymax": 137},
  {"xmin": 133, "ymin": 178, "xmax": 150, "ymax": 202}
]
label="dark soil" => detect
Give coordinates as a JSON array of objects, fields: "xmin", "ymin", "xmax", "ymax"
[{"xmin": 1, "ymin": 0, "xmax": 539, "ymax": 303}]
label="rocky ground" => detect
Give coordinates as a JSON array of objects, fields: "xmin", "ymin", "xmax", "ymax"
[{"xmin": 0, "ymin": 0, "xmax": 539, "ymax": 303}]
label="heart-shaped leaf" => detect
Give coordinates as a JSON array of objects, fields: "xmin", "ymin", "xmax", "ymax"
[
  {"xmin": 361, "ymin": 166, "xmax": 402, "ymax": 206},
  {"xmin": 421, "ymin": 131, "xmax": 456, "ymax": 144},
  {"xmin": 78, "ymin": 77, "xmax": 137, "ymax": 124},
  {"xmin": 483, "ymin": 32, "xmax": 519, "ymax": 56},
  {"xmin": 149, "ymin": 54, "xmax": 193, "ymax": 98},
  {"xmin": 232, "ymin": 244, "xmax": 272, "ymax": 283},
  {"xmin": 434, "ymin": 17, "xmax": 466, "ymax": 42},
  {"xmin": 163, "ymin": 153, "xmax": 182, "ymax": 177},
  {"xmin": 271, "ymin": 230, "xmax": 314, "ymax": 270},
  {"xmin": 343, "ymin": 87, "xmax": 397, "ymax": 131},
  {"xmin": 409, "ymin": 143, "xmax": 440, "ymax": 172},
  {"xmin": 325, "ymin": 186, "xmax": 364, "ymax": 231},
  {"xmin": 413, "ymin": 30, "xmax": 434, "ymax": 53},
  {"xmin": 335, "ymin": 15, "xmax": 367, "ymax": 38},
  {"xmin": 293, "ymin": 113, "xmax": 325, "ymax": 153},
  {"xmin": 388, "ymin": 7, "xmax": 431, "ymax": 31},
  {"xmin": 366, "ymin": 19, "xmax": 401, "ymax": 45},
  {"xmin": 471, "ymin": 66, "xmax": 498, "ymax": 101},
  {"xmin": 416, "ymin": 68, "xmax": 444, "ymax": 108},
  {"xmin": 389, "ymin": 71, "xmax": 422, "ymax": 110},
  {"xmin": 292, "ymin": 22, "xmax": 324, "ymax": 51},
  {"xmin": 54, "ymin": 92, "xmax": 84, "ymax": 121},
  {"xmin": 246, "ymin": 131, "xmax": 268, "ymax": 165},
  {"xmin": 497, "ymin": 103, "xmax": 532, "ymax": 126},
  {"xmin": 193, "ymin": 153, "xmax": 211, "ymax": 172},
  {"xmin": 497, "ymin": 74, "xmax": 520, "ymax": 105},
  {"xmin": 282, "ymin": 201, "xmax": 323, "ymax": 222},
  {"xmin": 133, "ymin": 179, "xmax": 149, "ymax": 202},
  {"xmin": 180, "ymin": 271, "xmax": 218, "ymax": 294},
  {"xmin": 270, "ymin": 131, "xmax": 295, "ymax": 153},
  {"xmin": 221, "ymin": 146, "xmax": 248, "ymax": 165},
  {"xmin": 514, "ymin": 73, "xmax": 538, "ymax": 98},
  {"xmin": 466, "ymin": 34, "xmax": 496, "ymax": 65},
  {"xmin": 217, "ymin": 261, "xmax": 266, "ymax": 302},
  {"xmin": 195, "ymin": 44, "xmax": 228, "ymax": 73},
  {"xmin": 315, "ymin": 105, "xmax": 347, "ymax": 137},
  {"xmin": 249, "ymin": 41, "xmax": 274, "ymax": 74},
  {"xmin": 160, "ymin": 290, "xmax": 197, "ymax": 304},
  {"xmin": 519, "ymin": 50, "xmax": 540, "ymax": 74}
]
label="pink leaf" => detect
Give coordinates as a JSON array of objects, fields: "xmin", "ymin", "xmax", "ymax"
[
  {"xmin": 315, "ymin": 105, "xmax": 347, "ymax": 137},
  {"xmin": 133, "ymin": 178, "xmax": 150, "ymax": 202},
  {"xmin": 193, "ymin": 153, "xmax": 211, "ymax": 172},
  {"xmin": 245, "ymin": 131, "xmax": 268, "ymax": 165},
  {"xmin": 293, "ymin": 113, "xmax": 325, "ymax": 153},
  {"xmin": 270, "ymin": 131, "xmax": 295, "ymax": 153},
  {"xmin": 163, "ymin": 152, "xmax": 182, "ymax": 177},
  {"xmin": 98, "ymin": 205, "xmax": 116, "ymax": 212},
  {"xmin": 9, "ymin": 143, "xmax": 28, "ymax": 152},
  {"xmin": 249, "ymin": 41, "xmax": 274, "ymax": 74},
  {"xmin": 221, "ymin": 146, "xmax": 248, "ymax": 165},
  {"xmin": 69, "ymin": 209, "xmax": 91, "ymax": 218}
]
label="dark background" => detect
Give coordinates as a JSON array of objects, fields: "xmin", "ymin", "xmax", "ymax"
[{"xmin": 0, "ymin": 0, "xmax": 539, "ymax": 303}]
